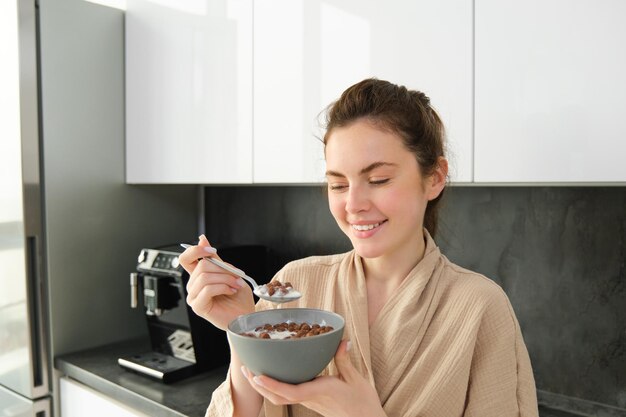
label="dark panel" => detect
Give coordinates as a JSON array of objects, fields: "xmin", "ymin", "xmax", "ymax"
[
  {"xmin": 204, "ymin": 186, "xmax": 351, "ymax": 274},
  {"xmin": 438, "ymin": 187, "xmax": 626, "ymax": 409}
]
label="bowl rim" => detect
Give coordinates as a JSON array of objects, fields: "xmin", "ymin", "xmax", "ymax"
[{"xmin": 227, "ymin": 308, "xmax": 345, "ymax": 342}]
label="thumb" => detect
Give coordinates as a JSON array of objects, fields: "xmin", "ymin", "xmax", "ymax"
[
  {"xmin": 334, "ymin": 340, "xmax": 356, "ymax": 380},
  {"xmin": 197, "ymin": 234, "xmax": 223, "ymax": 262},
  {"xmin": 198, "ymin": 234, "xmax": 212, "ymax": 248}
]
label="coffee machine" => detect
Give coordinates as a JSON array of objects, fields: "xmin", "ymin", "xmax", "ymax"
[{"xmin": 118, "ymin": 244, "xmax": 272, "ymax": 383}]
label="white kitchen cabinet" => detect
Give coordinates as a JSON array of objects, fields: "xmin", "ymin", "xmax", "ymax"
[
  {"xmin": 126, "ymin": 0, "xmax": 253, "ymax": 184},
  {"xmin": 126, "ymin": 0, "xmax": 471, "ymax": 184},
  {"xmin": 253, "ymin": 0, "xmax": 473, "ymax": 183},
  {"xmin": 60, "ymin": 377, "xmax": 148, "ymax": 417},
  {"xmin": 475, "ymin": 0, "xmax": 626, "ymax": 183}
]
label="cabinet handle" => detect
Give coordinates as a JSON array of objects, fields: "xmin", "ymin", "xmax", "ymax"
[
  {"xmin": 130, "ymin": 272, "xmax": 138, "ymax": 308},
  {"xmin": 25, "ymin": 236, "xmax": 49, "ymax": 396}
]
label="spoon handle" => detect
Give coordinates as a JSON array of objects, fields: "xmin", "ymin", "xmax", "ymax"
[
  {"xmin": 179, "ymin": 243, "xmax": 259, "ymax": 289},
  {"xmin": 205, "ymin": 257, "xmax": 259, "ymax": 290}
]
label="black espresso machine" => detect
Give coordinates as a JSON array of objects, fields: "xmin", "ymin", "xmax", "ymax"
[{"xmin": 118, "ymin": 244, "xmax": 272, "ymax": 383}]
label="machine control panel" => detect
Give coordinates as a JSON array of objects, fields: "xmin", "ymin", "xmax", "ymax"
[{"xmin": 137, "ymin": 249, "xmax": 182, "ymax": 275}]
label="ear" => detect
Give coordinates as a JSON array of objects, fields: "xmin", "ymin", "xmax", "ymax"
[{"xmin": 426, "ymin": 157, "xmax": 448, "ymax": 201}]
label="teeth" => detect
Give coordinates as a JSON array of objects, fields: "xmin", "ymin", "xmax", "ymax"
[{"xmin": 352, "ymin": 222, "xmax": 380, "ymax": 231}]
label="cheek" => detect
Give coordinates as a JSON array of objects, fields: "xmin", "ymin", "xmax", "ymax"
[
  {"xmin": 380, "ymin": 186, "xmax": 425, "ymax": 219},
  {"xmin": 378, "ymin": 188, "xmax": 409, "ymax": 212},
  {"xmin": 327, "ymin": 193, "xmax": 345, "ymax": 222}
]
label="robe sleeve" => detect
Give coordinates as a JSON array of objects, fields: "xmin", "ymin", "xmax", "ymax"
[
  {"xmin": 463, "ymin": 290, "xmax": 539, "ymax": 417},
  {"xmin": 205, "ymin": 367, "xmax": 274, "ymax": 417},
  {"xmin": 205, "ymin": 367, "xmax": 235, "ymax": 417}
]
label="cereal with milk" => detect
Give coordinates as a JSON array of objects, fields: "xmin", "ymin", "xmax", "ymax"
[{"xmin": 240, "ymin": 321, "xmax": 334, "ymax": 340}]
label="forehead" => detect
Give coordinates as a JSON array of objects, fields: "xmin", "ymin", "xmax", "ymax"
[{"xmin": 325, "ymin": 120, "xmax": 412, "ymax": 170}]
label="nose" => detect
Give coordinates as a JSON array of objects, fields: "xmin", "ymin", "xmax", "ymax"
[{"xmin": 344, "ymin": 184, "xmax": 370, "ymax": 214}]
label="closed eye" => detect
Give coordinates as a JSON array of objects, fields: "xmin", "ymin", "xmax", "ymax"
[
  {"xmin": 328, "ymin": 183, "xmax": 348, "ymax": 191},
  {"xmin": 369, "ymin": 179, "xmax": 390, "ymax": 185}
]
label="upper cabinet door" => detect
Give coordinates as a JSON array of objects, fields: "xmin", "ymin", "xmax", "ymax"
[
  {"xmin": 253, "ymin": 0, "xmax": 473, "ymax": 184},
  {"xmin": 126, "ymin": 0, "xmax": 253, "ymax": 184},
  {"xmin": 475, "ymin": 0, "xmax": 626, "ymax": 183}
]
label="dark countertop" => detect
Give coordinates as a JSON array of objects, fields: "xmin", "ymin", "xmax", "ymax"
[
  {"xmin": 55, "ymin": 338, "xmax": 228, "ymax": 417},
  {"xmin": 56, "ymin": 339, "xmax": 587, "ymax": 417},
  {"xmin": 538, "ymin": 406, "xmax": 585, "ymax": 417}
]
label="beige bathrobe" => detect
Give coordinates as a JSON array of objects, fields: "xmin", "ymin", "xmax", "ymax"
[{"xmin": 207, "ymin": 233, "xmax": 538, "ymax": 417}]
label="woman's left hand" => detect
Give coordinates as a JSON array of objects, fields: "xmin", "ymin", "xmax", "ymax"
[{"xmin": 241, "ymin": 340, "xmax": 387, "ymax": 417}]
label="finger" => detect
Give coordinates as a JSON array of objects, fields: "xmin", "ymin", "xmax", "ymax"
[
  {"xmin": 194, "ymin": 254, "xmax": 249, "ymax": 283},
  {"xmin": 333, "ymin": 340, "xmax": 356, "ymax": 381},
  {"xmin": 250, "ymin": 373, "xmax": 335, "ymax": 404},
  {"xmin": 187, "ymin": 283, "xmax": 237, "ymax": 307},
  {"xmin": 198, "ymin": 234, "xmax": 212, "ymax": 247},
  {"xmin": 241, "ymin": 366, "xmax": 294, "ymax": 405},
  {"xmin": 188, "ymin": 258, "xmax": 246, "ymax": 286},
  {"xmin": 197, "ymin": 235, "xmax": 222, "ymax": 258},
  {"xmin": 186, "ymin": 270, "xmax": 245, "ymax": 300},
  {"xmin": 244, "ymin": 373, "xmax": 294, "ymax": 406},
  {"xmin": 241, "ymin": 367, "xmax": 290, "ymax": 405},
  {"xmin": 178, "ymin": 245, "xmax": 218, "ymax": 274},
  {"xmin": 187, "ymin": 264, "xmax": 245, "ymax": 296}
]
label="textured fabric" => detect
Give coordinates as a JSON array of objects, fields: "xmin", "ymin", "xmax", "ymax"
[{"xmin": 206, "ymin": 233, "xmax": 538, "ymax": 417}]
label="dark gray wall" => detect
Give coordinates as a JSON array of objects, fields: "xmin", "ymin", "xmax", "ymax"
[
  {"xmin": 204, "ymin": 185, "xmax": 626, "ymax": 409},
  {"xmin": 436, "ymin": 187, "xmax": 625, "ymax": 410}
]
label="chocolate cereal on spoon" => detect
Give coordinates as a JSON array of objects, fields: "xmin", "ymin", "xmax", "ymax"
[
  {"xmin": 257, "ymin": 281, "xmax": 297, "ymax": 299},
  {"xmin": 180, "ymin": 244, "xmax": 302, "ymax": 304}
]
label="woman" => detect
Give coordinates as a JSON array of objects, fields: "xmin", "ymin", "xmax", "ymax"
[{"xmin": 180, "ymin": 78, "xmax": 539, "ymax": 417}]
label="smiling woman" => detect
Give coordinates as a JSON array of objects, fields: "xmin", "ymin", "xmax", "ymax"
[
  {"xmin": 323, "ymin": 78, "xmax": 448, "ymax": 239},
  {"xmin": 183, "ymin": 78, "xmax": 539, "ymax": 417}
]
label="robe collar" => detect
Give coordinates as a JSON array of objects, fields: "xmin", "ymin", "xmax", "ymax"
[{"xmin": 341, "ymin": 229, "xmax": 443, "ymax": 396}]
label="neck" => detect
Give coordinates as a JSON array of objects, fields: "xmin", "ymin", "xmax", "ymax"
[
  {"xmin": 362, "ymin": 230, "xmax": 427, "ymax": 289},
  {"xmin": 362, "ymin": 230, "xmax": 427, "ymax": 327}
]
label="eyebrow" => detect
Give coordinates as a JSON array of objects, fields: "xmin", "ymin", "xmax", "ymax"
[{"xmin": 325, "ymin": 161, "xmax": 398, "ymax": 178}]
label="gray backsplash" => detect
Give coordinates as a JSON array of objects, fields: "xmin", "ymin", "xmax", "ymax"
[{"xmin": 204, "ymin": 185, "xmax": 626, "ymax": 410}]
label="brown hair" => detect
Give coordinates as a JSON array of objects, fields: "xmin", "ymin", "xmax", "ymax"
[{"xmin": 323, "ymin": 78, "xmax": 447, "ymax": 237}]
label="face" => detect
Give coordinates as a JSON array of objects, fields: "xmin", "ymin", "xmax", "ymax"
[{"xmin": 325, "ymin": 119, "xmax": 443, "ymax": 261}]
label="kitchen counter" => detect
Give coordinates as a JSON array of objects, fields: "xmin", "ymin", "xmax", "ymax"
[
  {"xmin": 55, "ymin": 338, "xmax": 227, "ymax": 417},
  {"xmin": 56, "ymin": 339, "xmax": 586, "ymax": 417},
  {"xmin": 537, "ymin": 407, "xmax": 585, "ymax": 417}
]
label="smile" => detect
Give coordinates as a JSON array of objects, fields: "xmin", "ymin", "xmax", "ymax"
[{"xmin": 351, "ymin": 220, "xmax": 387, "ymax": 231}]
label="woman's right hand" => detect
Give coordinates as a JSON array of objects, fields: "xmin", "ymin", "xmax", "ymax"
[{"xmin": 179, "ymin": 235, "xmax": 255, "ymax": 330}]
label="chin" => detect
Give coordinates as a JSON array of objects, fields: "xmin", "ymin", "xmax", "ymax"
[{"xmin": 352, "ymin": 244, "xmax": 385, "ymax": 260}]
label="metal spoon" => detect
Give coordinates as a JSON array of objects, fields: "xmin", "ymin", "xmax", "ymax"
[{"xmin": 179, "ymin": 243, "xmax": 301, "ymax": 304}]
